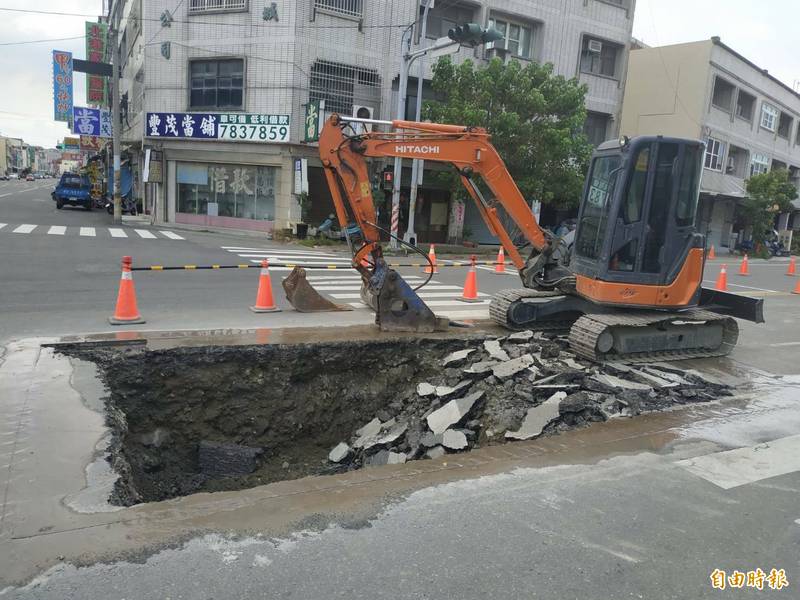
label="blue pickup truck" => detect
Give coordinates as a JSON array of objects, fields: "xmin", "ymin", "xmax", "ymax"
[{"xmin": 52, "ymin": 173, "xmax": 93, "ymax": 210}]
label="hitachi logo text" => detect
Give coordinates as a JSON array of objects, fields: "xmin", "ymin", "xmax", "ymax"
[{"xmin": 394, "ymin": 145, "xmax": 440, "ymax": 154}]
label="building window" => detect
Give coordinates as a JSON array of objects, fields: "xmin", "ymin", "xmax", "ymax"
[
  {"xmin": 760, "ymin": 103, "xmax": 778, "ymax": 132},
  {"xmin": 750, "ymin": 153, "xmax": 769, "ymax": 177},
  {"xmin": 580, "ymin": 37, "xmax": 621, "ymax": 78},
  {"xmin": 736, "ymin": 90, "xmax": 755, "ymax": 121},
  {"xmin": 177, "ymin": 162, "xmax": 277, "ymax": 221},
  {"xmin": 704, "ymin": 138, "xmax": 725, "ymax": 172},
  {"xmin": 778, "ymin": 112, "xmax": 793, "ymax": 139},
  {"xmin": 309, "ymin": 60, "xmax": 380, "ymax": 116},
  {"xmin": 315, "ymin": 0, "xmax": 362, "ymax": 19},
  {"xmin": 190, "ymin": 59, "xmax": 244, "ymax": 110},
  {"xmin": 425, "ymin": 3, "xmax": 474, "ymax": 39},
  {"xmin": 188, "ymin": 0, "xmax": 246, "ymax": 13},
  {"xmin": 711, "ymin": 77, "xmax": 735, "ymax": 112},
  {"xmin": 489, "ymin": 16, "xmax": 535, "ymax": 59},
  {"xmin": 584, "ymin": 112, "xmax": 610, "ymax": 146}
]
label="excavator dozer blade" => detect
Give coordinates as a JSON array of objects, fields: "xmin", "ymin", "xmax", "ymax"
[
  {"xmin": 373, "ymin": 270, "xmax": 449, "ymax": 333},
  {"xmin": 282, "ymin": 266, "xmax": 353, "ymax": 312}
]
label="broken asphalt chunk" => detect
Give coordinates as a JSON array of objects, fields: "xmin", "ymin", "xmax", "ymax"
[
  {"xmin": 328, "ymin": 442, "xmax": 351, "ymax": 463},
  {"xmin": 506, "ymin": 330, "xmax": 534, "ymax": 343},
  {"xmin": 442, "ymin": 349, "xmax": 475, "ymax": 366},
  {"xmin": 387, "ymin": 452, "xmax": 407, "ymax": 465},
  {"xmin": 442, "ymin": 429, "xmax": 468, "ymax": 450},
  {"xmin": 484, "ymin": 339, "xmax": 510, "ymax": 361},
  {"xmin": 425, "ymin": 446, "xmax": 446, "ymax": 460},
  {"xmin": 505, "ymin": 391, "xmax": 567, "ymax": 440},
  {"xmin": 417, "ymin": 382, "xmax": 436, "ymax": 397},
  {"xmin": 590, "ymin": 373, "xmax": 652, "ymax": 391},
  {"xmin": 492, "ymin": 354, "xmax": 534, "ymax": 380},
  {"xmin": 463, "ymin": 360, "xmax": 498, "ymax": 375},
  {"xmin": 426, "ymin": 390, "xmax": 484, "ymax": 435},
  {"xmin": 435, "ymin": 379, "xmax": 472, "ymax": 398},
  {"xmin": 352, "ymin": 418, "xmax": 383, "ymax": 449}
]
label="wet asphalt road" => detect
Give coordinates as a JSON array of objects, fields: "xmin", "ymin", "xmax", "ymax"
[{"xmin": 1, "ymin": 180, "xmax": 800, "ymax": 598}]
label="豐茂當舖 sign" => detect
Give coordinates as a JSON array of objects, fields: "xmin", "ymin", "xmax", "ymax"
[{"xmin": 145, "ymin": 113, "xmax": 290, "ymax": 143}]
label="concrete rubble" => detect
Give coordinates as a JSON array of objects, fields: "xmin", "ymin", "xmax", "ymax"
[{"xmin": 328, "ymin": 331, "xmax": 735, "ymax": 470}]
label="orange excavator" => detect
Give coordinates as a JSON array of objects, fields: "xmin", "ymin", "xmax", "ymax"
[{"xmin": 288, "ymin": 113, "xmax": 763, "ymax": 361}]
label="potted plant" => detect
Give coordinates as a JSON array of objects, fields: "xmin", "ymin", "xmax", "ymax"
[{"xmin": 295, "ymin": 191, "xmax": 311, "ymax": 239}]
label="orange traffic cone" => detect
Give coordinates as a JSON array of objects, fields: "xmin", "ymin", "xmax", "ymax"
[
  {"xmin": 250, "ymin": 259, "xmax": 281, "ymax": 313},
  {"xmin": 793, "ymin": 278, "xmax": 800, "ymax": 295},
  {"xmin": 494, "ymin": 246, "xmax": 506, "ymax": 273},
  {"xmin": 715, "ymin": 264, "xmax": 728, "ymax": 292},
  {"xmin": 708, "ymin": 245, "xmax": 716, "ymax": 260},
  {"xmin": 109, "ymin": 256, "xmax": 145, "ymax": 324},
  {"xmin": 787, "ymin": 256, "xmax": 796, "ymax": 276},
  {"xmin": 457, "ymin": 255, "xmax": 481, "ymax": 303},
  {"xmin": 738, "ymin": 254, "xmax": 750, "ymax": 276},
  {"xmin": 424, "ymin": 244, "xmax": 438, "ymax": 274}
]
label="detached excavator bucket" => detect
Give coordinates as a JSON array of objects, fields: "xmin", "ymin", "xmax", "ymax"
[
  {"xmin": 372, "ymin": 270, "xmax": 449, "ymax": 333},
  {"xmin": 282, "ymin": 266, "xmax": 352, "ymax": 312}
]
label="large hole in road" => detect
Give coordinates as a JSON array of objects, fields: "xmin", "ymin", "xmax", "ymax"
[{"xmin": 57, "ymin": 334, "xmax": 732, "ymax": 506}]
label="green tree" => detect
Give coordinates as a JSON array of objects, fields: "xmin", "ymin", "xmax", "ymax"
[
  {"xmin": 423, "ymin": 57, "xmax": 593, "ymax": 215},
  {"xmin": 742, "ymin": 168, "xmax": 797, "ymax": 245}
]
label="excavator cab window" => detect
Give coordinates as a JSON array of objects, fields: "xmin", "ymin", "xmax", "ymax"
[
  {"xmin": 574, "ymin": 137, "xmax": 705, "ymax": 286},
  {"xmin": 574, "ymin": 153, "xmax": 622, "ymax": 260}
]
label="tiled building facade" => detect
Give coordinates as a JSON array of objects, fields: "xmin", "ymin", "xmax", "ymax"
[{"xmin": 110, "ymin": 0, "xmax": 636, "ymax": 239}]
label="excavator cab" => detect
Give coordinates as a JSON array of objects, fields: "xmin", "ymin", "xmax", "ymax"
[{"xmin": 571, "ymin": 136, "xmax": 707, "ymax": 308}]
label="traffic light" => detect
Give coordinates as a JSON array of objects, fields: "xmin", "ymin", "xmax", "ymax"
[
  {"xmin": 381, "ymin": 168, "xmax": 394, "ymax": 191},
  {"xmin": 447, "ymin": 23, "xmax": 503, "ymax": 47}
]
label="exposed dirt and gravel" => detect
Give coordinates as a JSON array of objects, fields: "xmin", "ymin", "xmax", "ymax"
[{"xmin": 57, "ymin": 332, "xmax": 733, "ymax": 506}]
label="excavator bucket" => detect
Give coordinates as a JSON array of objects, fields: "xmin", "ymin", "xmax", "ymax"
[
  {"xmin": 282, "ymin": 267, "xmax": 352, "ymax": 312},
  {"xmin": 371, "ymin": 270, "xmax": 449, "ymax": 333}
]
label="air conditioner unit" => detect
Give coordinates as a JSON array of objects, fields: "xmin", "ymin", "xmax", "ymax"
[
  {"xmin": 352, "ymin": 105, "xmax": 375, "ymax": 134},
  {"xmin": 485, "ymin": 40, "xmax": 510, "ymax": 61},
  {"xmin": 587, "ymin": 39, "xmax": 603, "ymax": 54}
]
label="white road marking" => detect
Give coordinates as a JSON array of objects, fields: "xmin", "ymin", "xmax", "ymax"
[
  {"xmin": 160, "ymin": 230, "xmax": 184, "ymax": 240},
  {"xmin": 79, "ymin": 227, "xmax": 96, "ymax": 237},
  {"xmin": 318, "ymin": 284, "xmax": 462, "ymax": 291},
  {"xmin": 222, "ymin": 246, "xmax": 339, "ymax": 256},
  {"xmin": 134, "ymin": 229, "xmax": 157, "ymax": 239},
  {"xmin": 477, "ymin": 265, "xmax": 518, "ymax": 274},
  {"xmin": 769, "ymin": 342, "xmax": 800, "ymax": 347},
  {"xmin": 331, "ymin": 291, "xmax": 487, "ymax": 299},
  {"xmin": 0, "ymin": 223, "xmax": 6, "ymax": 230},
  {"xmin": 702, "ymin": 279, "xmax": 781, "ymax": 293},
  {"xmin": 349, "ymin": 299, "xmax": 490, "ymax": 308},
  {"xmin": 47, "ymin": 225, "xmax": 66, "ymax": 235},
  {"xmin": 108, "ymin": 228, "xmax": 127, "ymax": 238},
  {"xmin": 677, "ymin": 434, "xmax": 800, "ymax": 490},
  {"xmin": 239, "ymin": 254, "xmax": 351, "ymax": 263},
  {"xmin": 12, "ymin": 224, "xmax": 36, "ymax": 234}
]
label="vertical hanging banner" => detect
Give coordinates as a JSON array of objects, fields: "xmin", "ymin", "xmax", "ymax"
[
  {"xmin": 52, "ymin": 50, "xmax": 73, "ymax": 123},
  {"xmin": 85, "ymin": 21, "xmax": 108, "ymax": 107}
]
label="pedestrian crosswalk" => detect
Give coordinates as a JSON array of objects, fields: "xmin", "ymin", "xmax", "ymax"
[
  {"xmin": 0, "ymin": 223, "xmax": 184, "ymax": 240},
  {"xmin": 221, "ymin": 246, "xmax": 491, "ymax": 320}
]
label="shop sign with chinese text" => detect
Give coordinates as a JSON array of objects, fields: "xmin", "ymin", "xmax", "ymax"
[
  {"xmin": 85, "ymin": 22, "xmax": 109, "ymax": 107},
  {"xmin": 72, "ymin": 106, "xmax": 113, "ymax": 137},
  {"xmin": 145, "ymin": 113, "xmax": 290, "ymax": 143},
  {"xmin": 52, "ymin": 50, "xmax": 73, "ymax": 123}
]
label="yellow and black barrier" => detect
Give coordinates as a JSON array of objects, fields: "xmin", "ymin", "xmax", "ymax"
[{"xmin": 131, "ymin": 260, "xmax": 512, "ymax": 271}]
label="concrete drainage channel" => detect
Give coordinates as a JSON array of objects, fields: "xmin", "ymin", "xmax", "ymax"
[{"xmin": 55, "ymin": 332, "xmax": 734, "ymax": 507}]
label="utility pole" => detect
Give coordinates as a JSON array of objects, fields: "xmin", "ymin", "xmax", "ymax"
[
  {"xmin": 389, "ymin": 27, "xmax": 413, "ymax": 249},
  {"xmin": 110, "ymin": 25, "xmax": 122, "ymax": 224},
  {"xmin": 403, "ymin": 0, "xmax": 433, "ymax": 247}
]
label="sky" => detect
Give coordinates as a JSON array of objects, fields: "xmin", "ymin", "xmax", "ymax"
[{"xmin": 0, "ymin": 0, "xmax": 797, "ymax": 149}]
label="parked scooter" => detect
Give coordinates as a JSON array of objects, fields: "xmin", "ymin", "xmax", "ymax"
[{"xmin": 105, "ymin": 194, "xmax": 138, "ymax": 216}]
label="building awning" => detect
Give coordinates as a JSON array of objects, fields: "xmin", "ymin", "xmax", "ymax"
[{"xmin": 701, "ymin": 170, "xmax": 746, "ymax": 198}]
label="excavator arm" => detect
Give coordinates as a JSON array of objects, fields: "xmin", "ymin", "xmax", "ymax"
[
  {"xmin": 293, "ymin": 114, "xmax": 569, "ymax": 332},
  {"xmin": 318, "ymin": 114, "xmax": 567, "ymax": 286}
]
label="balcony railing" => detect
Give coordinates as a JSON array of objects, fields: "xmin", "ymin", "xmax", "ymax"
[
  {"xmin": 315, "ymin": 0, "xmax": 363, "ymax": 19},
  {"xmin": 188, "ymin": 0, "xmax": 247, "ymax": 13}
]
